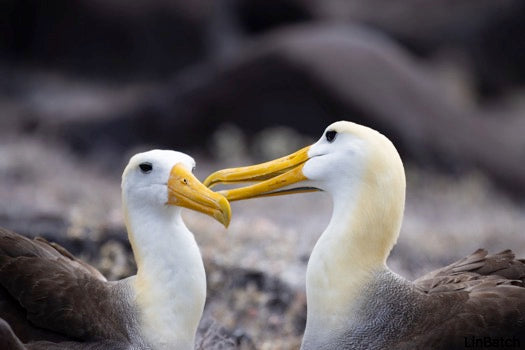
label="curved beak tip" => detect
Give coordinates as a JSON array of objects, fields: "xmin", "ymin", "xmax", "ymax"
[
  {"xmin": 204, "ymin": 171, "xmax": 226, "ymax": 189},
  {"xmin": 167, "ymin": 164, "xmax": 232, "ymax": 228},
  {"xmin": 203, "ymin": 175, "xmax": 213, "ymax": 188},
  {"xmin": 217, "ymin": 196, "xmax": 231, "ymax": 228}
]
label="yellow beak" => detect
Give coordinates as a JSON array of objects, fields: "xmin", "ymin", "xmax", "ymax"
[
  {"xmin": 167, "ymin": 164, "xmax": 231, "ymax": 227},
  {"xmin": 203, "ymin": 146, "xmax": 318, "ymax": 201}
]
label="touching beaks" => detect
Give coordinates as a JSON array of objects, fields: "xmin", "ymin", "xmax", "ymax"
[
  {"xmin": 203, "ymin": 145, "xmax": 319, "ymax": 202},
  {"xmin": 167, "ymin": 164, "xmax": 231, "ymax": 227}
]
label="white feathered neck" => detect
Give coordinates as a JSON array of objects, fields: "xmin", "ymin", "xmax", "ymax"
[{"xmin": 123, "ymin": 196, "xmax": 206, "ymax": 350}]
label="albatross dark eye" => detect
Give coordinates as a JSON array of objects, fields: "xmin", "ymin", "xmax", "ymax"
[
  {"xmin": 139, "ymin": 162, "xmax": 153, "ymax": 173},
  {"xmin": 325, "ymin": 130, "xmax": 337, "ymax": 143}
]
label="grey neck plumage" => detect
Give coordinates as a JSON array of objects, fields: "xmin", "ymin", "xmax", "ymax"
[{"xmin": 301, "ymin": 269, "xmax": 425, "ymax": 350}]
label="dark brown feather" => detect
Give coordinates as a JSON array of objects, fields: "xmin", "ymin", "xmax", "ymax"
[
  {"xmin": 404, "ymin": 249, "xmax": 525, "ymax": 349},
  {"xmin": 0, "ymin": 317, "xmax": 26, "ymax": 350},
  {"xmin": 414, "ymin": 249, "xmax": 525, "ymax": 293},
  {"xmin": 0, "ymin": 227, "xmax": 132, "ymax": 345}
]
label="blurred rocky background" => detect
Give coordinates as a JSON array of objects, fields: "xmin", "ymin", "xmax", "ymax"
[{"xmin": 1, "ymin": 0, "xmax": 525, "ymax": 348}]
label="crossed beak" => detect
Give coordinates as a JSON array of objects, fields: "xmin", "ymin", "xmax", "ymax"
[
  {"xmin": 203, "ymin": 146, "xmax": 318, "ymax": 201},
  {"xmin": 167, "ymin": 164, "xmax": 231, "ymax": 227}
]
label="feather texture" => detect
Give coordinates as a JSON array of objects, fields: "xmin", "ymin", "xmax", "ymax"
[{"xmin": 0, "ymin": 227, "xmax": 136, "ymax": 348}]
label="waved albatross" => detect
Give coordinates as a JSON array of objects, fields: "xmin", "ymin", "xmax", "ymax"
[
  {"xmin": 0, "ymin": 150, "xmax": 230, "ymax": 350},
  {"xmin": 204, "ymin": 121, "xmax": 525, "ymax": 349}
]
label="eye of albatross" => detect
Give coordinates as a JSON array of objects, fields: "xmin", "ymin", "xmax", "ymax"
[
  {"xmin": 325, "ymin": 130, "xmax": 337, "ymax": 143},
  {"xmin": 139, "ymin": 162, "xmax": 153, "ymax": 173}
]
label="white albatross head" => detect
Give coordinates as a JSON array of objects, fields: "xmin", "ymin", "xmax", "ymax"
[
  {"xmin": 122, "ymin": 150, "xmax": 231, "ymax": 227},
  {"xmin": 204, "ymin": 121, "xmax": 405, "ymax": 210}
]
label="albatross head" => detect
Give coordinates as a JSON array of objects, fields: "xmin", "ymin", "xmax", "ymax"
[
  {"xmin": 204, "ymin": 121, "xmax": 405, "ymax": 212},
  {"xmin": 206, "ymin": 119, "xmax": 406, "ymax": 260},
  {"xmin": 122, "ymin": 150, "xmax": 231, "ymax": 227}
]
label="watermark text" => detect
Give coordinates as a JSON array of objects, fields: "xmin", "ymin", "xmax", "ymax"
[{"xmin": 464, "ymin": 336, "xmax": 520, "ymax": 348}]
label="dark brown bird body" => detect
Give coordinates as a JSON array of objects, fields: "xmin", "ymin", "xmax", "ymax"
[
  {"xmin": 0, "ymin": 227, "xmax": 141, "ymax": 349},
  {"xmin": 409, "ymin": 249, "xmax": 525, "ymax": 349}
]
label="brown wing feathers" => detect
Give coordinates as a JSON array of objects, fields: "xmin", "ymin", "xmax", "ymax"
[
  {"xmin": 0, "ymin": 228, "xmax": 129, "ymax": 344},
  {"xmin": 414, "ymin": 249, "xmax": 525, "ymax": 293},
  {"xmin": 0, "ymin": 317, "xmax": 26, "ymax": 350},
  {"xmin": 408, "ymin": 249, "xmax": 525, "ymax": 348}
]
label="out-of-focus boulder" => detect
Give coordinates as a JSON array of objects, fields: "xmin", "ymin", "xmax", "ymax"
[{"xmin": 229, "ymin": 0, "xmax": 525, "ymax": 95}]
